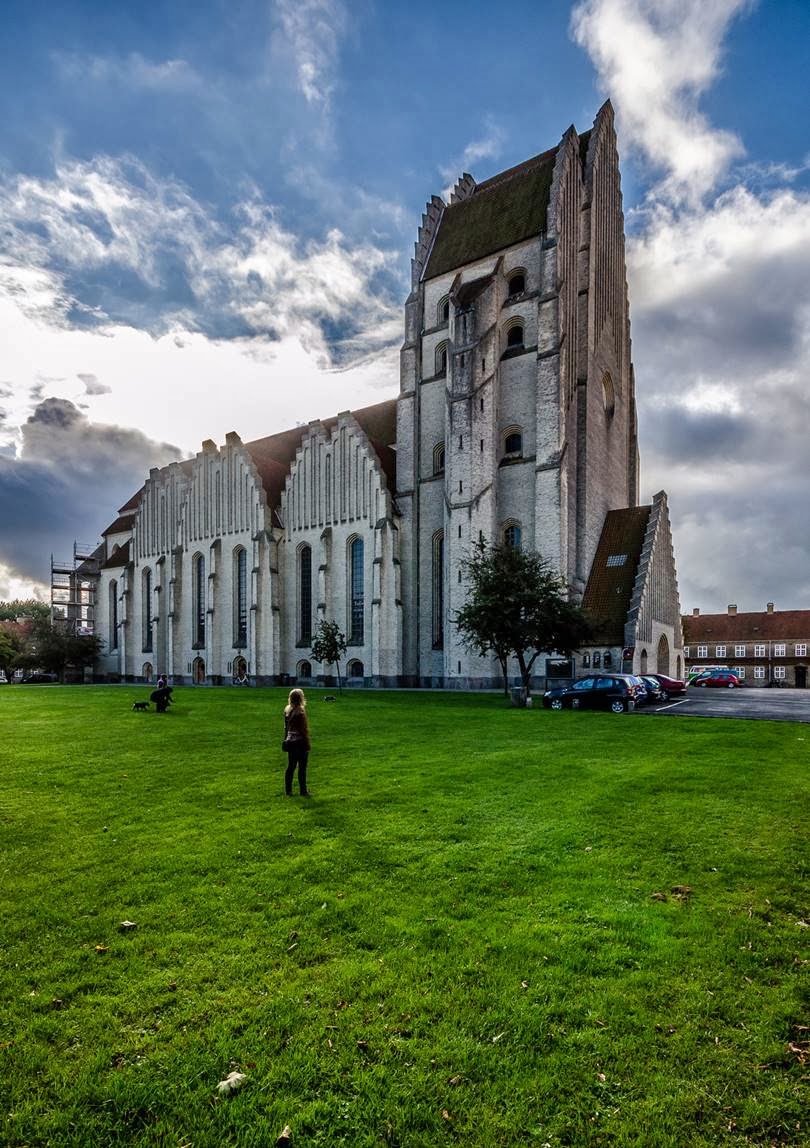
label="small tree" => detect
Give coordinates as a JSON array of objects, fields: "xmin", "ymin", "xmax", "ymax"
[
  {"xmin": 310, "ymin": 620, "xmax": 348, "ymax": 692},
  {"xmin": 455, "ymin": 541, "xmax": 592, "ymax": 701}
]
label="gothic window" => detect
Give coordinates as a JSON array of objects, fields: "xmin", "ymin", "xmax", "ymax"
[
  {"xmin": 435, "ymin": 341, "xmax": 448, "ymax": 376},
  {"xmin": 109, "ymin": 580, "xmax": 118, "ymax": 649},
  {"xmin": 433, "ymin": 442, "xmax": 445, "ymax": 475},
  {"xmin": 298, "ymin": 544, "xmax": 312, "ymax": 644},
  {"xmin": 602, "ymin": 372, "xmax": 615, "ymax": 419},
  {"xmin": 432, "ymin": 531, "xmax": 444, "ymax": 649},
  {"xmin": 234, "ymin": 547, "xmax": 247, "ymax": 647},
  {"xmin": 142, "ymin": 568, "xmax": 153, "ymax": 652},
  {"xmin": 349, "ymin": 536, "xmax": 364, "ymax": 643},
  {"xmin": 438, "ymin": 296, "xmax": 450, "ymax": 325},
  {"xmin": 297, "ymin": 660, "xmax": 312, "ymax": 679},
  {"xmin": 503, "ymin": 429, "xmax": 523, "ymax": 457},
  {"xmin": 507, "ymin": 272, "xmax": 525, "ymax": 297},
  {"xmin": 193, "ymin": 553, "xmax": 205, "ymax": 647},
  {"xmin": 348, "ymin": 659, "xmax": 364, "ymax": 679},
  {"xmin": 503, "ymin": 521, "xmax": 522, "ymax": 549},
  {"xmin": 506, "ymin": 323, "xmax": 524, "ymax": 348}
]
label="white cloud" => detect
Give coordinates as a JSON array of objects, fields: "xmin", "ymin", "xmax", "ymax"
[
  {"xmin": 440, "ymin": 117, "xmax": 506, "ymax": 199},
  {"xmin": 571, "ymin": 0, "xmax": 749, "ymax": 202},
  {"xmin": 55, "ymin": 51, "xmax": 202, "ymax": 92},
  {"xmin": 274, "ymin": 0, "xmax": 347, "ymax": 109}
]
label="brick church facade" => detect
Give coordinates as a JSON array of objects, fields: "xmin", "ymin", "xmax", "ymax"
[{"xmin": 90, "ymin": 101, "xmax": 684, "ymax": 687}]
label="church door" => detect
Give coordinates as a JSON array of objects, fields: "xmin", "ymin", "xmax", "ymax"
[
  {"xmin": 796, "ymin": 667, "xmax": 807, "ymax": 689},
  {"xmin": 656, "ymin": 634, "xmax": 670, "ymax": 675},
  {"xmin": 192, "ymin": 657, "xmax": 206, "ymax": 684}
]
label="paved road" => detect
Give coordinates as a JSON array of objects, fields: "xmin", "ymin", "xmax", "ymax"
[{"xmin": 636, "ymin": 687, "xmax": 810, "ymax": 723}]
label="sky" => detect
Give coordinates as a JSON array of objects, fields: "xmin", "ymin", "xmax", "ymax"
[{"xmin": 1, "ymin": 0, "xmax": 809, "ymax": 615}]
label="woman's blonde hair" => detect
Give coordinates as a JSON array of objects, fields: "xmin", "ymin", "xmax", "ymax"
[{"xmin": 285, "ymin": 688, "xmax": 306, "ymax": 715}]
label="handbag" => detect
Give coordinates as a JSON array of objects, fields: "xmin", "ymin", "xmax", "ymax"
[{"xmin": 282, "ymin": 737, "xmax": 292, "ymax": 752}]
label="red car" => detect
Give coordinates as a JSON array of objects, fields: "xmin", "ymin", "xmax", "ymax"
[
  {"xmin": 649, "ymin": 673, "xmax": 686, "ymax": 700},
  {"xmin": 691, "ymin": 670, "xmax": 741, "ymax": 689}
]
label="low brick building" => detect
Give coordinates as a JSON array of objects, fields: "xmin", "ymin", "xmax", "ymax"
[{"xmin": 682, "ymin": 604, "xmax": 809, "ymax": 688}]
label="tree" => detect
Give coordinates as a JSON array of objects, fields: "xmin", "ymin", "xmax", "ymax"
[
  {"xmin": 454, "ymin": 541, "xmax": 592, "ymax": 701},
  {"xmin": 24, "ymin": 620, "xmax": 103, "ymax": 682},
  {"xmin": 310, "ymin": 620, "xmax": 348, "ymax": 692},
  {"xmin": 0, "ymin": 599, "xmax": 50, "ymax": 625}
]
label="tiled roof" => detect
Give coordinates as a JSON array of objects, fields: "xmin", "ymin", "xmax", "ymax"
[
  {"xmin": 683, "ymin": 610, "xmax": 810, "ymax": 643},
  {"xmin": 582, "ymin": 507, "xmax": 652, "ymax": 643},
  {"xmin": 102, "ymin": 539, "xmax": 131, "ymax": 569},
  {"xmin": 102, "ymin": 512, "xmax": 137, "ymax": 536}
]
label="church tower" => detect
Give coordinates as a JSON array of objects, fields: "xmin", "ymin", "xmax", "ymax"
[{"xmin": 396, "ymin": 101, "xmax": 639, "ymax": 687}]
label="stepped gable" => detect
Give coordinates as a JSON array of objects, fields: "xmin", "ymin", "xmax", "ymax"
[
  {"xmin": 424, "ymin": 145, "xmax": 558, "ymax": 280},
  {"xmin": 683, "ymin": 609, "xmax": 810, "ymax": 644},
  {"xmin": 243, "ymin": 398, "xmax": 398, "ymax": 508},
  {"xmin": 582, "ymin": 507, "xmax": 652, "ymax": 644}
]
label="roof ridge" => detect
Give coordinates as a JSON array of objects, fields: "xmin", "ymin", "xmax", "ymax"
[{"xmin": 472, "ymin": 144, "xmax": 559, "ymax": 196}]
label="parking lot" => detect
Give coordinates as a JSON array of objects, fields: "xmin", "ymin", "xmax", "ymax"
[{"xmin": 637, "ymin": 687, "xmax": 810, "ymax": 723}]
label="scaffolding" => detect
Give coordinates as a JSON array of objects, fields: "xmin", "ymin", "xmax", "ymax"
[{"xmin": 50, "ymin": 541, "xmax": 102, "ymax": 634}]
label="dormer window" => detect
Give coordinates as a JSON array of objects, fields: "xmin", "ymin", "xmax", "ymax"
[
  {"xmin": 507, "ymin": 272, "xmax": 525, "ymax": 297},
  {"xmin": 506, "ymin": 323, "xmax": 524, "ymax": 349}
]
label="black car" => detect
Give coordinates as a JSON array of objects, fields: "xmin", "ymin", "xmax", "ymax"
[
  {"xmin": 639, "ymin": 675, "xmax": 665, "ymax": 704},
  {"xmin": 21, "ymin": 672, "xmax": 59, "ymax": 684},
  {"xmin": 542, "ymin": 674, "xmax": 645, "ymax": 714}
]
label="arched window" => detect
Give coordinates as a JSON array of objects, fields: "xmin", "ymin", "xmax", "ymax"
[
  {"xmin": 347, "ymin": 659, "xmax": 364, "ymax": 680},
  {"xmin": 603, "ymin": 650, "xmax": 613, "ymax": 668},
  {"xmin": 109, "ymin": 580, "xmax": 118, "ymax": 650},
  {"xmin": 433, "ymin": 442, "xmax": 445, "ymax": 475},
  {"xmin": 438, "ymin": 296, "xmax": 450, "ymax": 325},
  {"xmin": 507, "ymin": 272, "xmax": 525, "ymax": 297},
  {"xmin": 582, "ymin": 652, "xmax": 590, "ymax": 668},
  {"xmin": 432, "ymin": 530, "xmax": 444, "ymax": 649},
  {"xmin": 503, "ymin": 429, "xmax": 522, "ymax": 457},
  {"xmin": 435, "ymin": 341, "xmax": 448, "ymax": 376},
  {"xmin": 349, "ymin": 537, "xmax": 364, "ymax": 643},
  {"xmin": 298, "ymin": 545, "xmax": 312, "ymax": 644},
  {"xmin": 503, "ymin": 522, "xmax": 522, "ymax": 549},
  {"xmin": 593, "ymin": 651, "xmax": 601, "ymax": 668},
  {"xmin": 639, "ymin": 648, "xmax": 648, "ymax": 674},
  {"xmin": 602, "ymin": 372, "xmax": 615, "ymax": 419},
  {"xmin": 193, "ymin": 553, "xmax": 205, "ymax": 647},
  {"xmin": 506, "ymin": 323, "xmax": 524, "ymax": 349},
  {"xmin": 297, "ymin": 660, "xmax": 312, "ymax": 679},
  {"xmin": 142, "ymin": 568, "xmax": 153, "ymax": 652},
  {"xmin": 234, "ymin": 547, "xmax": 247, "ymax": 647}
]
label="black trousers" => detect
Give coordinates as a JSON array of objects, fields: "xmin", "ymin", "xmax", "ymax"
[{"xmin": 285, "ymin": 746, "xmax": 309, "ymax": 795}]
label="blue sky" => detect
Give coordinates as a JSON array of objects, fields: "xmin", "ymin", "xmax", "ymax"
[{"xmin": 1, "ymin": 0, "xmax": 809, "ymax": 614}]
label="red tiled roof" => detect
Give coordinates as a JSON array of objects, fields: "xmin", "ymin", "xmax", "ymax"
[
  {"xmin": 582, "ymin": 506, "xmax": 652, "ymax": 643},
  {"xmin": 683, "ymin": 610, "xmax": 810, "ymax": 643}
]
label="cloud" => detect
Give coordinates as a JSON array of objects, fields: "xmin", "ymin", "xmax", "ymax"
[
  {"xmin": 0, "ymin": 399, "xmax": 181, "ymax": 586},
  {"xmin": 571, "ymin": 0, "xmax": 749, "ymax": 202},
  {"xmin": 78, "ymin": 373, "xmax": 112, "ymax": 396},
  {"xmin": 54, "ymin": 51, "xmax": 202, "ymax": 93},
  {"xmin": 440, "ymin": 117, "xmax": 506, "ymax": 198},
  {"xmin": 273, "ymin": 0, "xmax": 347, "ymax": 110}
]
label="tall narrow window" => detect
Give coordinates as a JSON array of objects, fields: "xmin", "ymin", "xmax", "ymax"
[
  {"xmin": 349, "ymin": 537, "xmax": 364, "ymax": 643},
  {"xmin": 436, "ymin": 342, "xmax": 448, "ymax": 376},
  {"xmin": 432, "ymin": 531, "xmax": 444, "ymax": 649},
  {"xmin": 503, "ymin": 522, "xmax": 522, "ymax": 549},
  {"xmin": 298, "ymin": 545, "xmax": 312, "ymax": 644},
  {"xmin": 142, "ymin": 568, "xmax": 153, "ymax": 652},
  {"xmin": 234, "ymin": 548, "xmax": 247, "ymax": 647},
  {"xmin": 193, "ymin": 553, "xmax": 205, "ymax": 646},
  {"xmin": 109, "ymin": 580, "xmax": 118, "ymax": 650},
  {"xmin": 506, "ymin": 323, "xmax": 524, "ymax": 348}
]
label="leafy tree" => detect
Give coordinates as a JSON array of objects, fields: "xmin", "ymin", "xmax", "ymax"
[
  {"xmin": 0, "ymin": 628, "xmax": 22, "ymax": 675},
  {"xmin": 0, "ymin": 599, "xmax": 50, "ymax": 625},
  {"xmin": 25, "ymin": 625, "xmax": 103, "ymax": 681},
  {"xmin": 455, "ymin": 541, "xmax": 592, "ymax": 701},
  {"xmin": 310, "ymin": 620, "xmax": 348, "ymax": 692}
]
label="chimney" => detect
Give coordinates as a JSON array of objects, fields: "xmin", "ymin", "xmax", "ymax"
[
  {"xmin": 692, "ymin": 608, "xmax": 700, "ymax": 616},
  {"xmin": 766, "ymin": 602, "xmax": 774, "ymax": 613},
  {"xmin": 728, "ymin": 604, "xmax": 737, "ymax": 616}
]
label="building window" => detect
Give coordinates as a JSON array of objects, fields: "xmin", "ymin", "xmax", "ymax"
[
  {"xmin": 582, "ymin": 653, "xmax": 590, "ymax": 668},
  {"xmin": 298, "ymin": 545, "xmax": 312, "ymax": 644},
  {"xmin": 297, "ymin": 660, "xmax": 312, "ymax": 679},
  {"xmin": 754, "ymin": 644, "xmax": 766, "ymax": 657},
  {"xmin": 503, "ymin": 522, "xmax": 522, "ymax": 549},
  {"xmin": 683, "ymin": 646, "xmax": 689, "ymax": 657},
  {"xmin": 601, "ymin": 372, "xmax": 615, "ymax": 419},
  {"xmin": 735, "ymin": 667, "xmax": 745, "ymax": 678},
  {"xmin": 193, "ymin": 553, "xmax": 205, "ymax": 646},
  {"xmin": 109, "ymin": 580, "xmax": 118, "ymax": 650},
  {"xmin": 796, "ymin": 644, "xmax": 807, "ymax": 656},
  {"xmin": 716, "ymin": 645, "xmax": 726, "ymax": 658},
  {"xmin": 432, "ymin": 531, "xmax": 444, "ymax": 649},
  {"xmin": 348, "ymin": 659, "xmax": 364, "ymax": 679},
  {"xmin": 435, "ymin": 342, "xmax": 448, "ymax": 376},
  {"xmin": 593, "ymin": 651, "xmax": 601, "ymax": 668},
  {"xmin": 142, "ymin": 568, "xmax": 153, "ymax": 652},
  {"xmin": 603, "ymin": 651, "xmax": 613, "ymax": 668},
  {"xmin": 606, "ymin": 554, "xmax": 627, "ymax": 567},
  {"xmin": 774, "ymin": 643, "xmax": 786, "ymax": 657},
  {"xmin": 735, "ymin": 645, "xmax": 745, "ymax": 657},
  {"xmin": 433, "ymin": 442, "xmax": 445, "ymax": 475},
  {"xmin": 438, "ymin": 296, "xmax": 450, "ymax": 325},
  {"xmin": 754, "ymin": 666, "xmax": 765, "ymax": 679},
  {"xmin": 696, "ymin": 645, "xmax": 708, "ymax": 658},
  {"xmin": 349, "ymin": 537, "xmax": 364, "ymax": 643},
  {"xmin": 503, "ymin": 429, "xmax": 522, "ymax": 457},
  {"xmin": 506, "ymin": 323, "xmax": 524, "ymax": 349},
  {"xmin": 233, "ymin": 548, "xmax": 248, "ymax": 647},
  {"xmin": 507, "ymin": 272, "xmax": 525, "ymax": 297},
  {"xmin": 774, "ymin": 665, "xmax": 786, "ymax": 679}
]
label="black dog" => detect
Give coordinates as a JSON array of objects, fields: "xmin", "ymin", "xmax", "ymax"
[
  {"xmin": 323, "ymin": 695, "xmax": 337, "ymax": 702},
  {"xmin": 132, "ymin": 701, "xmax": 150, "ymax": 711}
]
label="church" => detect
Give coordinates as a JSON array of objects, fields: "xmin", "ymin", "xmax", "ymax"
[{"xmin": 91, "ymin": 101, "xmax": 684, "ymax": 688}]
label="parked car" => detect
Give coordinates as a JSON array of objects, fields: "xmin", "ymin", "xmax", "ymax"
[
  {"xmin": 639, "ymin": 675, "xmax": 664, "ymax": 704},
  {"xmin": 21, "ymin": 671, "xmax": 59, "ymax": 684},
  {"xmin": 649, "ymin": 673, "xmax": 686, "ymax": 700},
  {"xmin": 543, "ymin": 674, "xmax": 646, "ymax": 713},
  {"xmin": 0, "ymin": 670, "xmax": 8, "ymax": 684},
  {"xmin": 690, "ymin": 669, "xmax": 741, "ymax": 689}
]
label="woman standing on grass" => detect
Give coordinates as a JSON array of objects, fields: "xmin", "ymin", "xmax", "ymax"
[{"xmin": 283, "ymin": 688, "xmax": 311, "ymax": 797}]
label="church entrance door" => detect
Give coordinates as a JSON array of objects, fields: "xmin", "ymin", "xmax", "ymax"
[
  {"xmin": 192, "ymin": 657, "xmax": 206, "ymax": 684},
  {"xmin": 656, "ymin": 634, "xmax": 670, "ymax": 675}
]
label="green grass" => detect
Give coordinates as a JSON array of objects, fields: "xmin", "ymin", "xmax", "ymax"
[{"xmin": 1, "ymin": 686, "xmax": 808, "ymax": 1147}]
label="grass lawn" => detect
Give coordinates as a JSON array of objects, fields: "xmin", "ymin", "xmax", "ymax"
[{"xmin": 1, "ymin": 686, "xmax": 808, "ymax": 1147}]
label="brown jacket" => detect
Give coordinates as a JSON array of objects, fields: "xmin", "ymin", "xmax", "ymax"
[{"xmin": 284, "ymin": 707, "xmax": 311, "ymax": 750}]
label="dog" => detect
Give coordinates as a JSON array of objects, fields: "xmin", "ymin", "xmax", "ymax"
[
  {"xmin": 323, "ymin": 695, "xmax": 337, "ymax": 702},
  {"xmin": 132, "ymin": 701, "xmax": 150, "ymax": 711}
]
